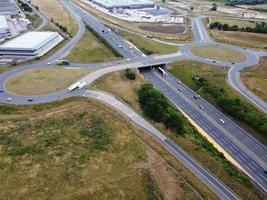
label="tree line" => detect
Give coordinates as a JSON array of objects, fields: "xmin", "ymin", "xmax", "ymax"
[
  {"xmin": 138, "ymin": 83, "xmax": 186, "ymax": 135},
  {"xmin": 18, "ymin": 0, "xmax": 33, "ymax": 12},
  {"xmin": 210, "ymin": 21, "xmax": 267, "ymax": 34},
  {"xmin": 192, "ymin": 76, "xmax": 267, "ymax": 134}
]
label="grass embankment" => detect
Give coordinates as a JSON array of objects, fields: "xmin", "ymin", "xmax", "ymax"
[
  {"xmin": 66, "ymin": 27, "xmax": 119, "ymax": 63},
  {"xmin": 169, "ymin": 61, "xmax": 267, "ymax": 144},
  {"xmin": 72, "ymin": 0, "xmax": 193, "ymax": 42},
  {"xmin": 190, "ymin": 45, "xmax": 246, "ymax": 62},
  {"xmin": 120, "ymin": 31, "xmax": 179, "ymax": 55},
  {"xmin": 91, "ymin": 70, "xmax": 263, "ymax": 200},
  {"xmin": 31, "ymin": 0, "xmax": 77, "ymax": 35},
  {"xmin": 241, "ymin": 57, "xmax": 267, "ymax": 102},
  {"xmin": 0, "ymin": 98, "xmax": 201, "ymax": 200},
  {"xmin": 5, "ymin": 67, "xmax": 90, "ymax": 95}
]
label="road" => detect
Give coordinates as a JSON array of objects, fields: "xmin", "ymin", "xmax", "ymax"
[{"xmin": 141, "ymin": 68, "xmax": 267, "ymax": 193}]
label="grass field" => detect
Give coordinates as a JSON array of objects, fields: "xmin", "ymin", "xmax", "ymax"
[
  {"xmin": 91, "ymin": 70, "xmax": 263, "ymax": 200},
  {"xmin": 211, "ymin": 17, "xmax": 256, "ymax": 28},
  {"xmin": 0, "ymin": 98, "xmax": 202, "ymax": 200},
  {"xmin": 190, "ymin": 45, "xmax": 247, "ymax": 62},
  {"xmin": 209, "ymin": 30, "xmax": 267, "ymax": 49},
  {"xmin": 121, "ymin": 31, "xmax": 179, "ymax": 55},
  {"xmin": 66, "ymin": 28, "xmax": 118, "ymax": 63},
  {"xmin": 241, "ymin": 57, "xmax": 267, "ymax": 102},
  {"xmin": 5, "ymin": 67, "xmax": 89, "ymax": 95},
  {"xmin": 31, "ymin": 0, "xmax": 77, "ymax": 35}
]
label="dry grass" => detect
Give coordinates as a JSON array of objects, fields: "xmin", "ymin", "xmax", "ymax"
[
  {"xmin": 211, "ymin": 17, "xmax": 256, "ymax": 28},
  {"xmin": 31, "ymin": 0, "xmax": 77, "ymax": 35},
  {"xmin": 5, "ymin": 67, "xmax": 90, "ymax": 95},
  {"xmin": 210, "ymin": 30, "xmax": 267, "ymax": 49},
  {"xmin": 241, "ymin": 57, "xmax": 267, "ymax": 102},
  {"xmin": 66, "ymin": 28, "xmax": 118, "ymax": 63},
  {"xmin": 190, "ymin": 45, "xmax": 246, "ymax": 62},
  {"xmin": 0, "ymin": 98, "xmax": 201, "ymax": 200},
  {"xmin": 121, "ymin": 31, "xmax": 179, "ymax": 55}
]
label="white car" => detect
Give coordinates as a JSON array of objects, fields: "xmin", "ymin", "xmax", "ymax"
[
  {"xmin": 47, "ymin": 62, "xmax": 51, "ymax": 65},
  {"xmin": 7, "ymin": 97, "xmax": 12, "ymax": 101}
]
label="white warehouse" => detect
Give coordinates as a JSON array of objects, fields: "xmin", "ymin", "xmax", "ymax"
[
  {"xmin": 89, "ymin": 0, "xmax": 155, "ymax": 9},
  {"xmin": 0, "ymin": 15, "xmax": 11, "ymax": 39},
  {"xmin": 0, "ymin": 31, "xmax": 64, "ymax": 56}
]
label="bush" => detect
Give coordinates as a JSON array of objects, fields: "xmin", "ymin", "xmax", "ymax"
[
  {"xmin": 210, "ymin": 21, "xmax": 267, "ymax": 34},
  {"xmin": 124, "ymin": 68, "xmax": 136, "ymax": 80},
  {"xmin": 138, "ymin": 84, "xmax": 185, "ymax": 134},
  {"xmin": 192, "ymin": 75, "xmax": 267, "ymax": 134}
]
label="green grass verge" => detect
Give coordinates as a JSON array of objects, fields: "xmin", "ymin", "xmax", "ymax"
[
  {"xmin": 66, "ymin": 26, "xmax": 121, "ymax": 63},
  {"xmin": 5, "ymin": 67, "xmax": 90, "ymax": 95},
  {"xmin": 121, "ymin": 31, "xmax": 179, "ymax": 55},
  {"xmin": 190, "ymin": 45, "xmax": 246, "ymax": 63}
]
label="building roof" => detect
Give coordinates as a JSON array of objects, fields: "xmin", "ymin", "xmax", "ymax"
[
  {"xmin": 0, "ymin": 32, "xmax": 60, "ymax": 51},
  {"xmin": 92, "ymin": 0, "xmax": 154, "ymax": 8},
  {"xmin": 0, "ymin": 15, "xmax": 8, "ymax": 29}
]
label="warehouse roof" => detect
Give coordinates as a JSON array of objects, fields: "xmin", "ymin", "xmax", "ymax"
[
  {"xmin": 0, "ymin": 15, "xmax": 8, "ymax": 29},
  {"xmin": 92, "ymin": 0, "xmax": 154, "ymax": 8},
  {"xmin": 0, "ymin": 32, "xmax": 60, "ymax": 51}
]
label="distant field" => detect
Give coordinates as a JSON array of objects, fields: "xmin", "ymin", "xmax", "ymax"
[
  {"xmin": 121, "ymin": 31, "xmax": 179, "ymax": 55},
  {"xmin": 190, "ymin": 45, "xmax": 246, "ymax": 62},
  {"xmin": 5, "ymin": 67, "xmax": 89, "ymax": 95},
  {"xmin": 31, "ymin": 0, "xmax": 77, "ymax": 34},
  {"xmin": 241, "ymin": 57, "xmax": 267, "ymax": 102},
  {"xmin": 210, "ymin": 30, "xmax": 267, "ymax": 49},
  {"xmin": 139, "ymin": 24, "xmax": 186, "ymax": 34},
  {"xmin": 211, "ymin": 17, "xmax": 256, "ymax": 28},
  {"xmin": 0, "ymin": 98, "xmax": 190, "ymax": 200},
  {"xmin": 66, "ymin": 28, "xmax": 118, "ymax": 63}
]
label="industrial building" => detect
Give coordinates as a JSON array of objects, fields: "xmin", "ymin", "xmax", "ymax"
[
  {"xmin": 89, "ymin": 0, "xmax": 155, "ymax": 10},
  {"xmin": 0, "ymin": 0, "xmax": 19, "ymax": 15},
  {"xmin": 0, "ymin": 32, "xmax": 64, "ymax": 57},
  {"xmin": 0, "ymin": 15, "xmax": 11, "ymax": 39}
]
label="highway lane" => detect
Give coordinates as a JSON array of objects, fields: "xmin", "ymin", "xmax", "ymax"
[
  {"xmin": 141, "ymin": 68, "xmax": 267, "ymax": 192},
  {"xmin": 84, "ymin": 90, "xmax": 241, "ymax": 200}
]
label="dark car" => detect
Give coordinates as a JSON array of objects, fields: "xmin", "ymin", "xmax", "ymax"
[
  {"xmin": 28, "ymin": 98, "xmax": 33, "ymax": 102},
  {"xmin": 0, "ymin": 89, "xmax": 4, "ymax": 93}
]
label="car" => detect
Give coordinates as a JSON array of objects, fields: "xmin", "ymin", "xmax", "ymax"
[
  {"xmin": 178, "ymin": 88, "xmax": 182, "ymax": 92},
  {"xmin": 219, "ymin": 119, "xmax": 225, "ymax": 124},
  {"xmin": 0, "ymin": 89, "xmax": 4, "ymax": 93},
  {"xmin": 118, "ymin": 45, "xmax": 123, "ymax": 48},
  {"xmin": 232, "ymin": 62, "xmax": 235, "ymax": 65},
  {"xmin": 194, "ymin": 94, "xmax": 200, "ymax": 99},
  {"xmin": 7, "ymin": 97, "xmax": 12, "ymax": 101},
  {"xmin": 264, "ymin": 168, "xmax": 267, "ymax": 173},
  {"xmin": 28, "ymin": 98, "xmax": 33, "ymax": 102},
  {"xmin": 212, "ymin": 60, "xmax": 216, "ymax": 63},
  {"xmin": 178, "ymin": 80, "xmax": 181, "ymax": 84},
  {"xmin": 47, "ymin": 62, "xmax": 51, "ymax": 65},
  {"xmin": 199, "ymin": 105, "xmax": 204, "ymax": 110}
]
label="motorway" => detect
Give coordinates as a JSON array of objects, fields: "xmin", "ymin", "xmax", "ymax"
[{"xmin": 0, "ymin": 0, "xmax": 266, "ymax": 198}]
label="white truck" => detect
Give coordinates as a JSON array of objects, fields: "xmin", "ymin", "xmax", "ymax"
[
  {"xmin": 68, "ymin": 82, "xmax": 80, "ymax": 92},
  {"xmin": 78, "ymin": 82, "xmax": 87, "ymax": 89}
]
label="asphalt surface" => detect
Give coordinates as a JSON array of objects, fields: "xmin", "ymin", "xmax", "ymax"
[
  {"xmin": 0, "ymin": 0, "xmax": 266, "ymax": 197},
  {"xmin": 141, "ymin": 68, "xmax": 267, "ymax": 193}
]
